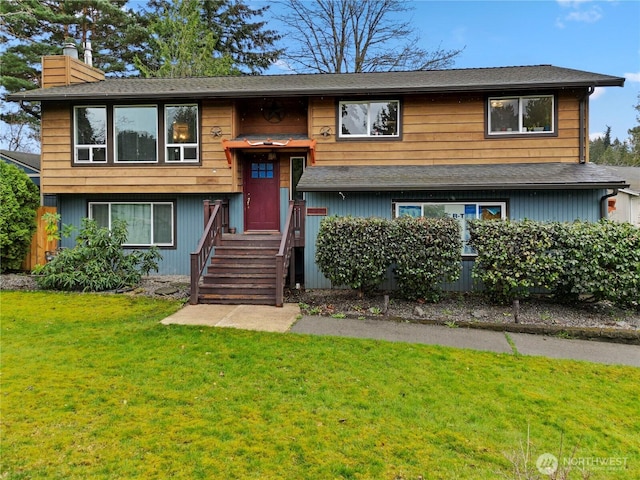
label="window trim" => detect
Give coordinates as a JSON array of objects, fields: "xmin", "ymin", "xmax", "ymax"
[
  {"xmin": 72, "ymin": 103, "xmax": 201, "ymax": 166},
  {"xmin": 393, "ymin": 200, "xmax": 508, "ymax": 256},
  {"xmin": 290, "ymin": 155, "xmax": 306, "ymax": 201},
  {"xmin": 486, "ymin": 94, "xmax": 557, "ymax": 138},
  {"xmin": 338, "ymin": 99, "xmax": 401, "ymax": 140},
  {"xmin": 73, "ymin": 105, "xmax": 108, "ymax": 164},
  {"xmin": 165, "ymin": 104, "xmax": 200, "ymax": 163},
  {"xmin": 88, "ymin": 201, "xmax": 175, "ymax": 247}
]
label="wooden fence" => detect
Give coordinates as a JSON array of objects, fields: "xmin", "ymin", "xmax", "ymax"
[{"xmin": 21, "ymin": 206, "xmax": 58, "ymax": 271}]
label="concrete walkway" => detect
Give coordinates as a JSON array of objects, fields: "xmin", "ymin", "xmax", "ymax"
[
  {"xmin": 160, "ymin": 304, "xmax": 640, "ymax": 367},
  {"xmin": 160, "ymin": 303, "xmax": 300, "ymax": 332}
]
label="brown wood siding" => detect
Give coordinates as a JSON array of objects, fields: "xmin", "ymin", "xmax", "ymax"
[
  {"xmin": 236, "ymin": 98, "xmax": 308, "ymax": 136},
  {"xmin": 40, "ymin": 101, "xmax": 239, "ymax": 194},
  {"xmin": 310, "ymin": 92, "xmax": 582, "ymax": 166},
  {"xmin": 41, "ymin": 56, "xmax": 104, "ymax": 88},
  {"xmin": 40, "ymin": 91, "xmax": 585, "ymax": 195}
]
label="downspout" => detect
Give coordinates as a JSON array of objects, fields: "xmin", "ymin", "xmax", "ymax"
[
  {"xmin": 600, "ymin": 189, "xmax": 618, "ymax": 219},
  {"xmin": 579, "ymin": 86, "xmax": 595, "ymax": 164}
]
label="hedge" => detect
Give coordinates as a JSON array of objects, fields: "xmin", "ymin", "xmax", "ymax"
[
  {"xmin": 315, "ymin": 215, "xmax": 461, "ymax": 300},
  {"xmin": 469, "ymin": 219, "xmax": 639, "ymax": 309},
  {"xmin": 390, "ymin": 216, "xmax": 461, "ymax": 301}
]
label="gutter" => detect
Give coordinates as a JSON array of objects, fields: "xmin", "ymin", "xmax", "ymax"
[
  {"xmin": 600, "ymin": 189, "xmax": 619, "ymax": 219},
  {"xmin": 579, "ymin": 86, "xmax": 595, "ymax": 164}
]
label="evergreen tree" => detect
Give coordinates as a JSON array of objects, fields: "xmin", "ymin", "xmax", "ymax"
[
  {"xmin": 135, "ymin": 0, "xmax": 236, "ymax": 78},
  {"xmin": 628, "ymin": 94, "xmax": 640, "ymax": 163},
  {"xmin": 141, "ymin": 0, "xmax": 281, "ymax": 75},
  {"xmin": 0, "ymin": 0, "xmax": 148, "ymax": 149}
]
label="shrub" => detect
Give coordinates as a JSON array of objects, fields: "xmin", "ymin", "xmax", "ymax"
[
  {"xmin": 390, "ymin": 216, "xmax": 461, "ymax": 301},
  {"xmin": 553, "ymin": 220, "xmax": 640, "ymax": 309},
  {"xmin": 468, "ymin": 219, "xmax": 563, "ymax": 304},
  {"xmin": 315, "ymin": 216, "xmax": 392, "ymax": 293},
  {"xmin": 0, "ymin": 162, "xmax": 40, "ymax": 272},
  {"xmin": 33, "ymin": 218, "xmax": 162, "ymax": 291}
]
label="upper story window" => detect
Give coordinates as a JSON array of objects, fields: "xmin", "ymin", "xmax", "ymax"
[
  {"xmin": 339, "ymin": 100, "xmax": 400, "ymax": 138},
  {"xmin": 74, "ymin": 106, "xmax": 107, "ymax": 163},
  {"xmin": 73, "ymin": 103, "xmax": 200, "ymax": 165},
  {"xmin": 114, "ymin": 106, "xmax": 158, "ymax": 162},
  {"xmin": 166, "ymin": 105, "xmax": 199, "ymax": 162},
  {"xmin": 488, "ymin": 95, "xmax": 554, "ymax": 135}
]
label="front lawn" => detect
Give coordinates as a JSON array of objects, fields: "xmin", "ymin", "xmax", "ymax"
[{"xmin": 1, "ymin": 292, "xmax": 638, "ymax": 479}]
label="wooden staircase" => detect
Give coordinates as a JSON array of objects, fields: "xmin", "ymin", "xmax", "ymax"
[{"xmin": 197, "ymin": 234, "xmax": 281, "ymax": 305}]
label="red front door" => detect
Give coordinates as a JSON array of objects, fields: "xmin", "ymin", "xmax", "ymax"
[{"xmin": 243, "ymin": 154, "xmax": 280, "ymax": 231}]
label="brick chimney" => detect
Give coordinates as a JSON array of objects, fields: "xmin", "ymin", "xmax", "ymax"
[{"xmin": 41, "ymin": 43, "xmax": 104, "ymax": 89}]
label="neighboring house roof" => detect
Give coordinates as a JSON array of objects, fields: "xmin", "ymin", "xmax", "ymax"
[
  {"xmin": 8, "ymin": 65, "xmax": 624, "ymax": 102},
  {"xmin": 603, "ymin": 166, "xmax": 640, "ymax": 193},
  {"xmin": 297, "ymin": 162, "xmax": 630, "ymax": 192},
  {"xmin": 0, "ymin": 149, "xmax": 41, "ymax": 172}
]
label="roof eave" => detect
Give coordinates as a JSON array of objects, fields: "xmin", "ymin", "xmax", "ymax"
[
  {"xmin": 299, "ymin": 182, "xmax": 630, "ymax": 192},
  {"xmin": 8, "ymin": 78, "xmax": 625, "ymax": 103}
]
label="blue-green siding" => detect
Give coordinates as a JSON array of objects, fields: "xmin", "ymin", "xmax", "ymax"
[
  {"xmin": 303, "ymin": 189, "xmax": 606, "ymax": 290},
  {"xmin": 57, "ymin": 188, "xmax": 607, "ymax": 286},
  {"xmin": 57, "ymin": 190, "xmax": 292, "ymax": 275},
  {"xmin": 59, "ymin": 193, "xmax": 245, "ymax": 275}
]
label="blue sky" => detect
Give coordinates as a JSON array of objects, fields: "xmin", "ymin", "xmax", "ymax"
[{"xmin": 268, "ymin": 0, "xmax": 639, "ymax": 142}]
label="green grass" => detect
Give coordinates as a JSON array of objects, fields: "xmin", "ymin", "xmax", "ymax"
[{"xmin": 1, "ymin": 291, "xmax": 639, "ymax": 479}]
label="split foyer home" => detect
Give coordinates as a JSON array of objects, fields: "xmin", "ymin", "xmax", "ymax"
[{"xmin": 9, "ymin": 53, "xmax": 629, "ymax": 306}]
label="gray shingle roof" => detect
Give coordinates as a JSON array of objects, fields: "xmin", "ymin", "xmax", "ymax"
[
  {"xmin": 603, "ymin": 166, "xmax": 640, "ymax": 192},
  {"xmin": 9, "ymin": 65, "xmax": 624, "ymax": 102},
  {"xmin": 0, "ymin": 149, "xmax": 41, "ymax": 171},
  {"xmin": 296, "ymin": 162, "xmax": 630, "ymax": 192}
]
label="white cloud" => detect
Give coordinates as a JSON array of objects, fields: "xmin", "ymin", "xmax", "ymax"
[
  {"xmin": 589, "ymin": 131, "xmax": 604, "ymax": 141},
  {"xmin": 555, "ymin": 0, "xmax": 603, "ymax": 27},
  {"xmin": 566, "ymin": 7, "xmax": 602, "ymax": 23},
  {"xmin": 590, "ymin": 87, "xmax": 606, "ymax": 100},
  {"xmin": 625, "ymin": 72, "xmax": 640, "ymax": 83},
  {"xmin": 271, "ymin": 60, "xmax": 296, "ymax": 74}
]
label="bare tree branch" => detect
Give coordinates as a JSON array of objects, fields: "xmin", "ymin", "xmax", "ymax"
[{"xmin": 277, "ymin": 0, "xmax": 464, "ymax": 73}]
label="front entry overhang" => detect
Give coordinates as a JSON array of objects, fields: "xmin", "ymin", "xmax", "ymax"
[{"xmin": 222, "ymin": 137, "xmax": 317, "ymax": 167}]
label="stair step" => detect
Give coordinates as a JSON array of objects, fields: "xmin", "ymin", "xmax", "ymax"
[
  {"xmin": 202, "ymin": 273, "xmax": 276, "ymax": 286},
  {"xmin": 215, "ymin": 247, "xmax": 279, "ymax": 256},
  {"xmin": 199, "ymin": 283, "xmax": 276, "ymax": 296},
  {"xmin": 193, "ymin": 233, "xmax": 286, "ymax": 306}
]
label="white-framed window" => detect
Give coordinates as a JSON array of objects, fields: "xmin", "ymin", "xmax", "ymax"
[
  {"xmin": 165, "ymin": 105, "xmax": 199, "ymax": 162},
  {"xmin": 339, "ymin": 100, "xmax": 400, "ymax": 138},
  {"xmin": 290, "ymin": 156, "xmax": 306, "ymax": 200},
  {"xmin": 488, "ymin": 95, "xmax": 554, "ymax": 135},
  {"xmin": 394, "ymin": 201, "xmax": 507, "ymax": 255},
  {"xmin": 74, "ymin": 106, "xmax": 107, "ymax": 163},
  {"xmin": 114, "ymin": 105, "xmax": 158, "ymax": 162},
  {"xmin": 88, "ymin": 201, "xmax": 174, "ymax": 247}
]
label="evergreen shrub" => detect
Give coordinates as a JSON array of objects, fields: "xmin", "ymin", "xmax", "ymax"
[
  {"xmin": 0, "ymin": 162, "xmax": 40, "ymax": 272},
  {"xmin": 315, "ymin": 215, "xmax": 462, "ymax": 299},
  {"xmin": 33, "ymin": 218, "xmax": 162, "ymax": 292},
  {"xmin": 390, "ymin": 216, "xmax": 461, "ymax": 301}
]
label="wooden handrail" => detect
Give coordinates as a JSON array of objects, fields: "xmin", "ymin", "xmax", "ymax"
[
  {"xmin": 190, "ymin": 199, "xmax": 227, "ymax": 304},
  {"xmin": 275, "ymin": 200, "xmax": 305, "ymax": 307}
]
